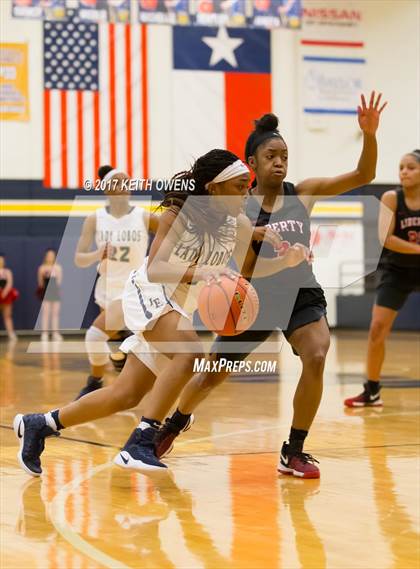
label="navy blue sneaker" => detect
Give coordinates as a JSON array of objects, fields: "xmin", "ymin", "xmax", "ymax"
[
  {"xmin": 13, "ymin": 414, "xmax": 60, "ymax": 477},
  {"xmin": 114, "ymin": 424, "xmax": 167, "ymax": 471},
  {"xmin": 74, "ymin": 375, "xmax": 103, "ymax": 400}
]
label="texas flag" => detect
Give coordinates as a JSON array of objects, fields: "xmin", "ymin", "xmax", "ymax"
[{"xmin": 171, "ymin": 26, "xmax": 271, "ymax": 167}]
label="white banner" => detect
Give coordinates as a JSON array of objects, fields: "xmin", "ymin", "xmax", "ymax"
[{"xmin": 302, "ymin": 57, "xmax": 365, "ymax": 114}]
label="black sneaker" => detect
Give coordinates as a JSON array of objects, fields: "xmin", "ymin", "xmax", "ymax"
[
  {"xmin": 154, "ymin": 414, "xmax": 195, "ymax": 459},
  {"xmin": 13, "ymin": 414, "xmax": 60, "ymax": 477},
  {"xmin": 113, "ymin": 425, "xmax": 167, "ymax": 471},
  {"xmin": 74, "ymin": 375, "xmax": 103, "ymax": 400}
]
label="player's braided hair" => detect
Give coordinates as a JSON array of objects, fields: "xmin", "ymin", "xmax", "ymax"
[
  {"xmin": 159, "ymin": 149, "xmax": 241, "ymax": 243},
  {"xmin": 160, "ymin": 149, "xmax": 240, "ymax": 209}
]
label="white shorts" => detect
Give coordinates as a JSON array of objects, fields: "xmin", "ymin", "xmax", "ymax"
[
  {"xmin": 121, "ymin": 266, "xmax": 191, "ymax": 374},
  {"xmin": 119, "ymin": 334, "xmax": 170, "ymax": 377},
  {"xmin": 122, "ymin": 267, "xmax": 190, "ymax": 334},
  {"xmin": 94, "ymin": 277, "xmax": 124, "ymax": 310}
]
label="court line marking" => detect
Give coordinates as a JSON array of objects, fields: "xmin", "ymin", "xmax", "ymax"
[
  {"xmin": 45, "ymin": 441, "xmax": 420, "ymax": 569},
  {"xmin": 44, "ymin": 433, "xmax": 420, "ymax": 569},
  {"xmin": 0, "ymin": 411, "xmax": 420, "ymax": 458},
  {"xmin": 4, "ymin": 417, "xmax": 419, "ymax": 568},
  {"xmin": 48, "ymin": 461, "xmax": 130, "ymax": 569},
  {"xmin": 172, "ymin": 410, "xmax": 420, "ymax": 447},
  {"xmin": 1, "ymin": 421, "xmax": 418, "ymax": 459}
]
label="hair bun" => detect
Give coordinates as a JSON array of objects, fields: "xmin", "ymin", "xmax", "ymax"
[
  {"xmin": 98, "ymin": 164, "xmax": 114, "ymax": 180},
  {"xmin": 255, "ymin": 113, "xmax": 279, "ymax": 132}
]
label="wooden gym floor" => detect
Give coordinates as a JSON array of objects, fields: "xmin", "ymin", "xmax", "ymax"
[{"xmin": 1, "ymin": 330, "xmax": 419, "ymax": 569}]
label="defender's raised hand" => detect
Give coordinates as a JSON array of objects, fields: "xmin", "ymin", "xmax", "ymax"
[{"xmin": 358, "ymin": 91, "xmax": 387, "ymax": 136}]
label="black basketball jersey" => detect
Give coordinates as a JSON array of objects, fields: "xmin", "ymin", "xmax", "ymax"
[
  {"xmin": 245, "ymin": 181, "xmax": 320, "ymax": 291},
  {"xmin": 383, "ymin": 188, "xmax": 420, "ymax": 269}
]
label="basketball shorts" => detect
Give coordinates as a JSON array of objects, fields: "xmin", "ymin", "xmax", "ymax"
[
  {"xmin": 376, "ymin": 265, "xmax": 420, "ymax": 311},
  {"xmin": 122, "ymin": 268, "xmax": 190, "ymax": 334},
  {"xmin": 119, "ymin": 334, "xmax": 171, "ymax": 377},
  {"xmin": 120, "ymin": 267, "xmax": 191, "ymax": 375},
  {"xmin": 211, "ymin": 287, "xmax": 327, "ymax": 361},
  {"xmin": 94, "ymin": 276, "xmax": 125, "ymax": 309}
]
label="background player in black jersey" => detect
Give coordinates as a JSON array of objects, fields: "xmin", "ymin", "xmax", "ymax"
[
  {"xmin": 155, "ymin": 91, "xmax": 387, "ymax": 479},
  {"xmin": 345, "ymin": 149, "xmax": 420, "ymax": 408}
]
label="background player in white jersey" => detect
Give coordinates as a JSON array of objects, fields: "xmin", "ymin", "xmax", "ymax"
[
  {"xmin": 74, "ymin": 165, "xmax": 159, "ymax": 399},
  {"xmin": 14, "ymin": 149, "xmax": 308, "ymax": 476}
]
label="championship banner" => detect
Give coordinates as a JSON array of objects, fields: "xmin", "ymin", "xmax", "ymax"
[
  {"xmin": 251, "ymin": 0, "xmax": 302, "ymax": 29},
  {"xmin": 138, "ymin": 0, "xmax": 191, "ymax": 25},
  {"xmin": 76, "ymin": 0, "xmax": 131, "ymax": 23},
  {"xmin": 11, "ymin": 0, "xmax": 302, "ymax": 28},
  {"xmin": 11, "ymin": 0, "xmax": 66, "ymax": 20},
  {"xmin": 193, "ymin": 0, "xmax": 246, "ymax": 28},
  {"xmin": 0, "ymin": 43, "xmax": 30, "ymax": 122}
]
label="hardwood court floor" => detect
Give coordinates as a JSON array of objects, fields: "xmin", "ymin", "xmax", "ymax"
[{"xmin": 1, "ymin": 331, "xmax": 419, "ymax": 569}]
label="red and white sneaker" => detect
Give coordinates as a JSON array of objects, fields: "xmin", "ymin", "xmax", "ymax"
[
  {"xmin": 154, "ymin": 414, "xmax": 194, "ymax": 459},
  {"xmin": 344, "ymin": 383, "xmax": 383, "ymax": 408},
  {"xmin": 277, "ymin": 442, "xmax": 320, "ymax": 479}
]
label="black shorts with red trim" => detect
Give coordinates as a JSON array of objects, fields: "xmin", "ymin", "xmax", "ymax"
[
  {"xmin": 376, "ymin": 265, "xmax": 420, "ymax": 311},
  {"xmin": 210, "ymin": 287, "xmax": 327, "ymax": 361}
]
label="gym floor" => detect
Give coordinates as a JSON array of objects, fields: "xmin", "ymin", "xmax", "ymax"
[{"xmin": 1, "ymin": 330, "xmax": 419, "ymax": 569}]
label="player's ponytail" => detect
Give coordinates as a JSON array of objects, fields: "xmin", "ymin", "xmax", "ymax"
[
  {"xmin": 255, "ymin": 113, "xmax": 279, "ymax": 133},
  {"xmin": 98, "ymin": 165, "xmax": 114, "ymax": 180},
  {"xmin": 245, "ymin": 113, "xmax": 285, "ymax": 162}
]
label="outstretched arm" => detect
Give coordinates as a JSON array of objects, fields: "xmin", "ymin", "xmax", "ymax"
[{"xmin": 296, "ymin": 91, "xmax": 387, "ymax": 199}]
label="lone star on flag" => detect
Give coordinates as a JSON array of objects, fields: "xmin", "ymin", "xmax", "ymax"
[{"xmin": 202, "ymin": 27, "xmax": 244, "ymax": 68}]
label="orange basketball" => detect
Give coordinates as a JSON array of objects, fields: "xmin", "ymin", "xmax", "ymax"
[{"xmin": 198, "ymin": 275, "xmax": 259, "ymax": 336}]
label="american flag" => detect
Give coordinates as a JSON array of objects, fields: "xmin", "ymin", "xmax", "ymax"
[{"xmin": 43, "ymin": 10, "xmax": 148, "ymax": 189}]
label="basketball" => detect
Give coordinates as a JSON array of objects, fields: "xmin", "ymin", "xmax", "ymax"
[{"xmin": 198, "ymin": 275, "xmax": 259, "ymax": 336}]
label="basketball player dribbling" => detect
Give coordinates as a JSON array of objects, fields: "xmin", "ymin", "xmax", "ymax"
[
  {"xmin": 14, "ymin": 149, "xmax": 309, "ymax": 476},
  {"xmin": 154, "ymin": 91, "xmax": 387, "ymax": 479},
  {"xmin": 74, "ymin": 165, "xmax": 159, "ymax": 399},
  {"xmin": 345, "ymin": 149, "xmax": 420, "ymax": 407}
]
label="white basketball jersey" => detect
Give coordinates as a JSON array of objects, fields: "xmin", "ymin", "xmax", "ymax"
[
  {"xmin": 95, "ymin": 206, "xmax": 149, "ymax": 306},
  {"xmin": 135, "ymin": 211, "xmax": 237, "ymax": 315}
]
